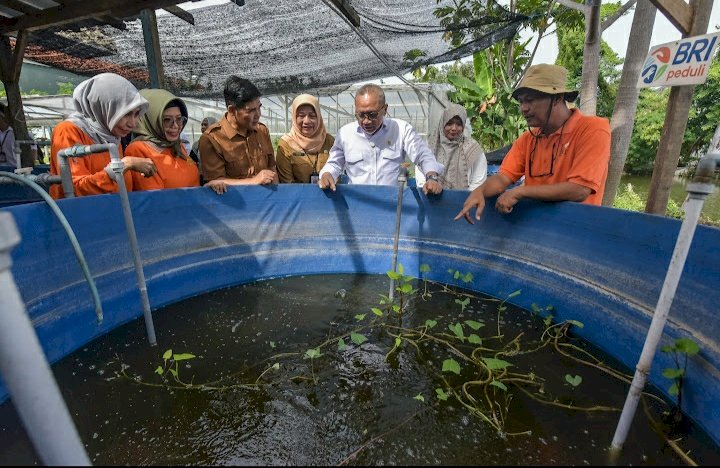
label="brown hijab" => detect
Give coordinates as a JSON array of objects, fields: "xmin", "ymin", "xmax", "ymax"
[{"xmin": 280, "ymin": 94, "xmax": 327, "ymax": 153}]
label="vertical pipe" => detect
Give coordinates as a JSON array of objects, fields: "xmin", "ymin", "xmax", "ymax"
[
  {"xmin": 0, "ymin": 212, "xmax": 91, "ymax": 466},
  {"xmin": 107, "ymin": 146, "xmax": 157, "ymax": 346},
  {"xmin": 57, "ymin": 150, "xmax": 75, "ymax": 198},
  {"xmin": 389, "ymin": 167, "xmax": 408, "ymax": 301},
  {"xmin": 611, "ymin": 178, "xmax": 714, "ymax": 452}
]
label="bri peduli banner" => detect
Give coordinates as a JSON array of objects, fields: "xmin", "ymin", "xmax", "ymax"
[{"xmin": 638, "ymin": 31, "xmax": 720, "ymax": 88}]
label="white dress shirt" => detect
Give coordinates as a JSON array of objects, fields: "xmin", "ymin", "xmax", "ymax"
[{"xmin": 320, "ymin": 118, "xmax": 444, "ymax": 186}]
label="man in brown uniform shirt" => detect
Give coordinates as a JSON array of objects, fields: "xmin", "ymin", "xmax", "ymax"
[{"xmin": 199, "ymin": 76, "xmax": 278, "ymax": 194}]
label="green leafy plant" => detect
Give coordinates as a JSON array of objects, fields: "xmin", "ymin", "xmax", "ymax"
[
  {"xmin": 154, "ymin": 349, "xmax": 196, "ymax": 383},
  {"xmin": 661, "ymin": 337, "xmax": 700, "ymax": 419}
]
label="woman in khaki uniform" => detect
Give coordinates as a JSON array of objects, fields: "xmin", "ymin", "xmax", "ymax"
[{"xmin": 276, "ymin": 94, "xmax": 334, "ymax": 184}]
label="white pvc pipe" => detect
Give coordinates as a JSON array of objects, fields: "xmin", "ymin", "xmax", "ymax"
[
  {"xmin": 57, "ymin": 144, "xmax": 157, "ymax": 346},
  {"xmin": 0, "ymin": 212, "xmax": 91, "ymax": 465},
  {"xmin": 389, "ymin": 167, "xmax": 408, "ymax": 301},
  {"xmin": 611, "ymin": 191, "xmax": 708, "ymax": 451}
]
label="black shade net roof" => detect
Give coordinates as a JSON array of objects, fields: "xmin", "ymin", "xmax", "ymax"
[{"xmin": 23, "ymin": 0, "xmax": 527, "ymax": 98}]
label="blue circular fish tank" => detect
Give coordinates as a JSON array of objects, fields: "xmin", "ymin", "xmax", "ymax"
[{"xmin": 1, "ymin": 184, "xmax": 719, "ymax": 460}]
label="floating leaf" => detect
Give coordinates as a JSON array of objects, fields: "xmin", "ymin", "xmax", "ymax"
[
  {"xmin": 464, "ymin": 320, "xmax": 484, "ymax": 330},
  {"xmin": 371, "ymin": 307, "xmax": 384, "ymax": 317},
  {"xmin": 338, "ymin": 338, "xmax": 347, "ymax": 351},
  {"xmin": 351, "ymin": 332, "xmax": 368, "ymax": 346},
  {"xmin": 355, "ymin": 313, "xmax": 367, "ymax": 321},
  {"xmin": 508, "ymin": 290, "xmax": 521, "ymax": 298},
  {"xmin": 482, "ymin": 357, "xmax": 512, "ymax": 371},
  {"xmin": 163, "ymin": 349, "xmax": 172, "ymax": 360},
  {"xmin": 448, "ymin": 323, "xmax": 465, "ymax": 342},
  {"xmin": 442, "ymin": 358, "xmax": 461, "ymax": 375},
  {"xmin": 660, "ymin": 345, "xmax": 674, "ymax": 353},
  {"xmin": 662, "ymin": 368, "xmax": 684, "ymax": 379},
  {"xmin": 468, "ymin": 334, "xmax": 482, "ymax": 344},
  {"xmin": 531, "ymin": 303, "xmax": 542, "ymax": 313},
  {"xmin": 669, "ymin": 382, "xmax": 680, "ymax": 396},
  {"xmin": 435, "ymin": 388, "xmax": 450, "ymax": 400},
  {"xmin": 414, "ymin": 393, "xmax": 425, "ymax": 402},
  {"xmin": 565, "ymin": 374, "xmax": 583, "ymax": 387},
  {"xmin": 392, "ymin": 304, "xmax": 400, "ymax": 313},
  {"xmin": 173, "ymin": 353, "xmax": 195, "ymax": 361},
  {"xmin": 462, "ymin": 272, "xmax": 474, "ymax": 283},
  {"xmin": 400, "ymin": 283, "xmax": 413, "ymax": 294},
  {"xmin": 425, "ymin": 319, "xmax": 437, "ymax": 329},
  {"xmin": 271, "ymin": 363, "xmax": 280, "ymax": 370},
  {"xmin": 420, "ymin": 264, "xmax": 431, "ymax": 273},
  {"xmin": 453, "ymin": 270, "xmax": 461, "ymax": 279},
  {"xmin": 675, "ymin": 338, "xmax": 700, "ymax": 356},
  {"xmin": 387, "ymin": 271, "xmax": 401, "ymax": 280},
  {"xmin": 304, "ymin": 348, "xmax": 323, "ymax": 359},
  {"xmin": 154, "ymin": 366, "xmax": 164, "ymax": 375},
  {"xmin": 490, "ymin": 380, "xmax": 507, "ymax": 391},
  {"xmin": 544, "ymin": 315, "xmax": 554, "ymax": 326}
]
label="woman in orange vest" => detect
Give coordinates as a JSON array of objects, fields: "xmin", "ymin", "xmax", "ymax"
[
  {"xmin": 49, "ymin": 73, "xmax": 156, "ymax": 199},
  {"xmin": 125, "ymin": 89, "xmax": 200, "ymax": 191}
]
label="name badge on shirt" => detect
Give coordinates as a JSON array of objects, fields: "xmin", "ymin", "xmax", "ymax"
[{"xmin": 309, "ymin": 172, "xmax": 319, "ymax": 184}]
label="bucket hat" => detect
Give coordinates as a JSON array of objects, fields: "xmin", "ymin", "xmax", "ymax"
[{"xmin": 512, "ymin": 64, "xmax": 579, "ymax": 102}]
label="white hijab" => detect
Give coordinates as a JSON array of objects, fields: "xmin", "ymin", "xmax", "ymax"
[{"xmin": 67, "ymin": 73, "xmax": 149, "ymax": 144}]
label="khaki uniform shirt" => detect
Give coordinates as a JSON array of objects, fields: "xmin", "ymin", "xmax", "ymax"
[
  {"xmin": 276, "ymin": 134, "xmax": 334, "ymax": 183},
  {"xmin": 198, "ymin": 115, "xmax": 276, "ymax": 182}
]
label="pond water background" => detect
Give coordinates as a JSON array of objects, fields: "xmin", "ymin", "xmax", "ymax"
[
  {"xmin": 1, "ymin": 274, "xmax": 718, "ymax": 466},
  {"xmin": 620, "ymin": 174, "xmax": 720, "ymax": 221}
]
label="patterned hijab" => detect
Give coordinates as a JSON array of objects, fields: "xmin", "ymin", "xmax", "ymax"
[
  {"xmin": 67, "ymin": 73, "xmax": 148, "ymax": 145},
  {"xmin": 428, "ymin": 103, "xmax": 484, "ymax": 189},
  {"xmin": 281, "ymin": 94, "xmax": 327, "ymax": 153},
  {"xmin": 132, "ymin": 88, "xmax": 189, "ymax": 158}
]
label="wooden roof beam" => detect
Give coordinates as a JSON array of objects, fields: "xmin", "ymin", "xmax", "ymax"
[
  {"xmin": 162, "ymin": 5, "xmax": 194, "ymax": 25},
  {"xmin": 0, "ymin": 0, "xmax": 196, "ymax": 34},
  {"xmin": 649, "ymin": 0, "xmax": 692, "ymax": 36},
  {"xmin": 95, "ymin": 15, "xmax": 127, "ymax": 30},
  {"xmin": 2, "ymin": 0, "xmax": 42, "ymax": 16}
]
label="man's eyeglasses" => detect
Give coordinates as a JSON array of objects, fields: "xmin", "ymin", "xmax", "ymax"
[
  {"xmin": 355, "ymin": 106, "xmax": 385, "ymax": 121},
  {"xmin": 528, "ymin": 124, "xmax": 565, "ymax": 178},
  {"xmin": 162, "ymin": 116, "xmax": 188, "ymax": 128}
]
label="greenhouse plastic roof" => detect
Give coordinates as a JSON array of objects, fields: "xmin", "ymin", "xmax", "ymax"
[{"xmin": 22, "ymin": 0, "xmax": 526, "ymax": 98}]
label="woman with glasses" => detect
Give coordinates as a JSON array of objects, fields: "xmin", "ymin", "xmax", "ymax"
[
  {"xmin": 276, "ymin": 94, "xmax": 334, "ymax": 184},
  {"xmin": 416, "ymin": 103, "xmax": 487, "ymax": 191},
  {"xmin": 49, "ymin": 73, "xmax": 156, "ymax": 199},
  {"xmin": 125, "ymin": 89, "xmax": 200, "ymax": 191}
]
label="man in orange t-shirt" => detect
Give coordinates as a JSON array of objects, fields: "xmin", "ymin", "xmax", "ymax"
[{"xmin": 455, "ymin": 64, "xmax": 610, "ymax": 224}]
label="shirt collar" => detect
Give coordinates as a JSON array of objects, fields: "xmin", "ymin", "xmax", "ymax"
[
  {"xmin": 220, "ymin": 112, "xmax": 255, "ymax": 139},
  {"xmin": 355, "ymin": 118, "xmax": 388, "ymax": 137}
]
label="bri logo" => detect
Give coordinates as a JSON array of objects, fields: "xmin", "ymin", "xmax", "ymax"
[
  {"xmin": 641, "ymin": 47, "xmax": 671, "ymax": 84},
  {"xmin": 639, "ymin": 34, "xmax": 719, "ymax": 87}
]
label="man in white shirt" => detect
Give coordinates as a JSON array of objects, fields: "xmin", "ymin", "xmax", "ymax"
[
  {"xmin": 0, "ymin": 103, "xmax": 17, "ymax": 167},
  {"xmin": 318, "ymin": 84, "xmax": 444, "ymax": 195}
]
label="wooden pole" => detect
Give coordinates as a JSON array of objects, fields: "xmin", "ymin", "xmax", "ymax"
[
  {"xmin": 645, "ymin": 0, "xmax": 712, "ymax": 215},
  {"xmin": 0, "ymin": 31, "xmax": 33, "ymax": 168},
  {"xmin": 140, "ymin": 9, "xmax": 165, "ymax": 89}
]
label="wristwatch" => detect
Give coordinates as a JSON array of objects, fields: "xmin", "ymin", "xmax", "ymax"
[{"xmin": 426, "ymin": 174, "xmax": 439, "ymax": 182}]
